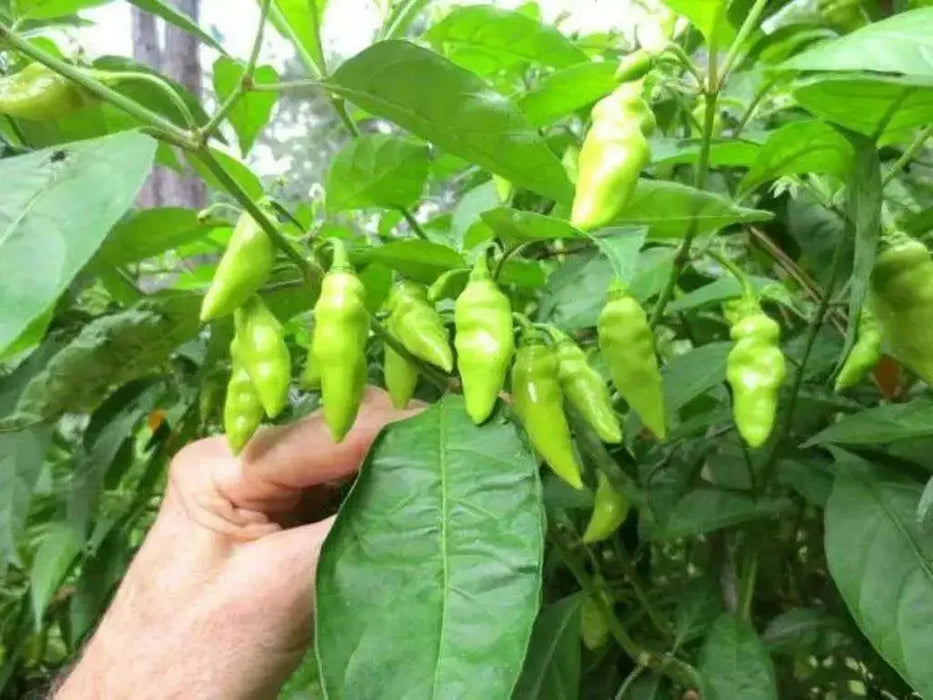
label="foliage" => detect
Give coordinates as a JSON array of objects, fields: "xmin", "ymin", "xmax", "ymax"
[{"xmin": 1, "ymin": 0, "xmax": 933, "ymax": 698}]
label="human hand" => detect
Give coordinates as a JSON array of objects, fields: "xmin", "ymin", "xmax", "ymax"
[{"xmin": 58, "ymin": 387, "xmax": 418, "ymax": 700}]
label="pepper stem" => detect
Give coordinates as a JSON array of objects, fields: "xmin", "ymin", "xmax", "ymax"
[
  {"xmin": 705, "ymin": 249, "xmax": 755, "ymax": 300},
  {"xmin": 328, "ymin": 238, "xmax": 352, "ymax": 270}
]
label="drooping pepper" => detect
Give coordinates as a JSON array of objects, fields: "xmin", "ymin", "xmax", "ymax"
[
  {"xmin": 200, "ymin": 210, "xmax": 274, "ymax": 322},
  {"xmin": 383, "ymin": 316, "xmax": 420, "ymax": 409},
  {"xmin": 454, "ymin": 255, "xmax": 514, "ymax": 424},
  {"xmin": 385, "ymin": 280, "xmax": 453, "ymax": 372},
  {"xmin": 312, "ymin": 240, "xmax": 369, "ymax": 442},
  {"xmin": 834, "ymin": 305, "xmax": 882, "ymax": 391},
  {"xmin": 0, "ymin": 63, "xmax": 92, "ymax": 121},
  {"xmin": 582, "ymin": 473, "xmax": 629, "ymax": 543},
  {"xmin": 580, "ymin": 583, "xmax": 613, "ymax": 650},
  {"xmin": 870, "ymin": 233, "xmax": 933, "ymax": 384},
  {"xmin": 597, "ymin": 281, "xmax": 666, "ymax": 439},
  {"xmin": 725, "ymin": 299, "xmax": 786, "ymax": 448},
  {"xmin": 223, "ymin": 338, "xmax": 264, "ymax": 454},
  {"xmin": 511, "ymin": 331, "xmax": 583, "ymax": 490},
  {"xmin": 233, "ymin": 295, "xmax": 290, "ymax": 418},
  {"xmin": 571, "ymin": 81, "xmax": 655, "ymax": 232},
  {"xmin": 550, "ymin": 329, "xmax": 621, "ymax": 444}
]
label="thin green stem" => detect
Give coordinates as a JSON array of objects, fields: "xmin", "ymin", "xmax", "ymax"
[
  {"xmin": 330, "ymin": 96, "xmax": 361, "ymax": 137},
  {"xmin": 0, "ymin": 26, "xmax": 196, "ymax": 148},
  {"xmin": 398, "ymin": 207, "xmax": 428, "ymax": 240},
  {"xmin": 372, "ymin": 319, "xmax": 451, "ymax": 392},
  {"xmin": 93, "ymin": 70, "xmax": 195, "ymax": 127},
  {"xmin": 705, "ymin": 249, "xmax": 754, "ymax": 298},
  {"xmin": 881, "ymin": 124, "xmax": 933, "ymax": 188},
  {"xmin": 609, "ymin": 538, "xmax": 674, "ymax": 642},
  {"xmin": 267, "ymin": 198, "xmax": 307, "ymax": 232},
  {"xmin": 738, "ymin": 548, "xmax": 758, "ymax": 622},
  {"xmin": 659, "ymin": 42, "xmax": 704, "ymax": 85},
  {"xmin": 733, "ymin": 75, "xmax": 779, "ymax": 138},
  {"xmin": 494, "ymin": 242, "xmax": 528, "ymax": 281},
  {"xmin": 250, "ymin": 79, "xmax": 321, "ymax": 92},
  {"xmin": 718, "ymin": 0, "xmax": 770, "ymax": 85}
]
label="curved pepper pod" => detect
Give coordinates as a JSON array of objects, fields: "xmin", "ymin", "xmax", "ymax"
[
  {"xmin": 233, "ymin": 295, "xmax": 290, "ymax": 418},
  {"xmin": 553, "ymin": 332, "xmax": 621, "ymax": 443},
  {"xmin": 834, "ymin": 305, "xmax": 882, "ymax": 391},
  {"xmin": 223, "ymin": 340, "xmax": 264, "ymax": 454},
  {"xmin": 200, "ymin": 210, "xmax": 275, "ymax": 322},
  {"xmin": 386, "ymin": 280, "xmax": 453, "ymax": 372},
  {"xmin": 871, "ymin": 236, "xmax": 933, "ymax": 384},
  {"xmin": 614, "ymin": 49, "xmax": 653, "ymax": 83},
  {"xmin": 0, "ymin": 63, "xmax": 93, "ymax": 121},
  {"xmin": 383, "ymin": 315, "xmax": 419, "ymax": 409},
  {"xmin": 511, "ymin": 334, "xmax": 583, "ymax": 490},
  {"xmin": 726, "ymin": 309, "xmax": 786, "ymax": 448},
  {"xmin": 313, "ymin": 245, "xmax": 369, "ymax": 442},
  {"xmin": 582, "ymin": 472, "xmax": 629, "ymax": 543},
  {"xmin": 454, "ymin": 256, "xmax": 514, "ymax": 424},
  {"xmin": 597, "ymin": 284, "xmax": 666, "ymax": 439}
]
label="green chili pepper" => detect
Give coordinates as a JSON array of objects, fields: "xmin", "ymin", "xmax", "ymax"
[
  {"xmin": 614, "ymin": 49, "xmax": 653, "ymax": 82},
  {"xmin": 580, "ymin": 585, "xmax": 612, "ymax": 650},
  {"xmin": 597, "ymin": 281, "xmax": 666, "ymax": 439},
  {"xmin": 223, "ymin": 338, "xmax": 264, "ymax": 454},
  {"xmin": 312, "ymin": 240, "xmax": 369, "ymax": 441},
  {"xmin": 571, "ymin": 81, "xmax": 654, "ymax": 232},
  {"xmin": 550, "ymin": 329, "xmax": 621, "ymax": 444},
  {"xmin": 512, "ymin": 331, "xmax": 583, "ymax": 489},
  {"xmin": 454, "ymin": 255, "xmax": 514, "ymax": 424},
  {"xmin": 582, "ymin": 473, "xmax": 629, "ymax": 543},
  {"xmin": 386, "ymin": 280, "xmax": 453, "ymax": 372},
  {"xmin": 871, "ymin": 233, "xmax": 933, "ymax": 384},
  {"xmin": 726, "ymin": 300, "xmax": 786, "ymax": 448},
  {"xmin": 0, "ymin": 63, "xmax": 92, "ymax": 121},
  {"xmin": 200, "ymin": 210, "xmax": 275, "ymax": 322},
  {"xmin": 233, "ymin": 295, "xmax": 290, "ymax": 418},
  {"xmin": 834, "ymin": 305, "xmax": 882, "ymax": 391},
  {"xmin": 383, "ymin": 316, "xmax": 420, "ymax": 409}
]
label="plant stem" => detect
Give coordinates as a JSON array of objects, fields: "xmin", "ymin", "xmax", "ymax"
[
  {"xmin": 609, "ymin": 538, "xmax": 674, "ymax": 642},
  {"xmin": 95, "ymin": 70, "xmax": 196, "ymax": 127},
  {"xmin": 398, "ymin": 206, "xmax": 428, "ymax": 240},
  {"xmin": 251, "ymin": 79, "xmax": 322, "ymax": 92},
  {"xmin": 718, "ymin": 0, "xmax": 771, "ymax": 85},
  {"xmin": 494, "ymin": 242, "xmax": 528, "ymax": 281},
  {"xmin": 371, "ymin": 318, "xmax": 452, "ymax": 392},
  {"xmin": 881, "ymin": 124, "xmax": 933, "ymax": 188},
  {"xmin": 733, "ymin": 75, "xmax": 779, "ymax": 138}
]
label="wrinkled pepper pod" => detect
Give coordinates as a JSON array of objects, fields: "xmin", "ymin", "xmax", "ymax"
[
  {"xmin": 551, "ymin": 329, "xmax": 621, "ymax": 443},
  {"xmin": 511, "ymin": 331, "xmax": 583, "ymax": 489},
  {"xmin": 386, "ymin": 280, "xmax": 453, "ymax": 372},
  {"xmin": 233, "ymin": 295, "xmax": 290, "ymax": 418},
  {"xmin": 580, "ymin": 584, "xmax": 613, "ymax": 650},
  {"xmin": 454, "ymin": 255, "xmax": 514, "ymax": 424},
  {"xmin": 614, "ymin": 49, "xmax": 653, "ymax": 82},
  {"xmin": 582, "ymin": 473, "xmax": 630, "ymax": 543},
  {"xmin": 726, "ymin": 300, "xmax": 786, "ymax": 448},
  {"xmin": 571, "ymin": 81, "xmax": 655, "ymax": 232},
  {"xmin": 834, "ymin": 305, "xmax": 882, "ymax": 391},
  {"xmin": 312, "ymin": 240, "xmax": 369, "ymax": 442},
  {"xmin": 223, "ymin": 338, "xmax": 265, "ymax": 454},
  {"xmin": 383, "ymin": 316, "xmax": 420, "ymax": 409},
  {"xmin": 200, "ymin": 210, "xmax": 275, "ymax": 322},
  {"xmin": 597, "ymin": 281, "xmax": 666, "ymax": 439},
  {"xmin": 0, "ymin": 63, "xmax": 93, "ymax": 121},
  {"xmin": 870, "ymin": 233, "xmax": 933, "ymax": 384}
]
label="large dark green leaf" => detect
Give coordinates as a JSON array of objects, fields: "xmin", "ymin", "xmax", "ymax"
[
  {"xmin": 424, "ymin": 4, "xmax": 586, "ymax": 75},
  {"xmin": 513, "ymin": 595, "xmax": 582, "ymax": 700},
  {"xmin": 655, "ymin": 488, "xmax": 792, "ymax": 539},
  {"xmin": 519, "ymin": 61, "xmax": 619, "ymax": 127},
  {"xmin": 212, "ymin": 58, "xmax": 279, "ymax": 156},
  {"xmin": 783, "ymin": 8, "xmax": 933, "ymax": 77},
  {"xmin": 315, "ymin": 394, "xmax": 544, "ymax": 698},
  {"xmin": 325, "ymin": 40, "xmax": 573, "ymax": 203},
  {"xmin": 805, "ymin": 400, "xmax": 933, "ymax": 446},
  {"xmin": 325, "ymin": 134, "xmax": 429, "ymax": 213},
  {"xmin": 92, "ymin": 207, "xmax": 214, "ymax": 269},
  {"xmin": 0, "ymin": 132, "xmax": 156, "ymax": 355},
  {"xmin": 651, "ymin": 137, "xmax": 762, "ymax": 168},
  {"xmin": 361, "ymin": 240, "xmax": 465, "ymax": 283},
  {"xmin": 699, "ymin": 614, "xmax": 778, "ymax": 700},
  {"xmin": 30, "ymin": 521, "xmax": 81, "ymax": 625},
  {"xmin": 825, "ymin": 452, "xmax": 933, "ymax": 696},
  {"xmin": 662, "ymin": 342, "xmax": 730, "ymax": 412},
  {"xmin": 0, "ymin": 427, "xmax": 51, "ymax": 573}
]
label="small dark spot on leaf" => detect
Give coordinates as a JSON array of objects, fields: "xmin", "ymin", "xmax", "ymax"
[{"xmin": 50, "ymin": 150, "xmax": 67, "ymax": 162}]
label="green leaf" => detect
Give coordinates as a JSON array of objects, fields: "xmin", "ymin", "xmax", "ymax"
[
  {"xmin": 661, "ymin": 0, "xmax": 734, "ymax": 48},
  {"xmin": 825, "ymin": 453, "xmax": 933, "ymax": 696},
  {"xmin": 674, "ymin": 578, "xmax": 723, "ymax": 646},
  {"xmin": 128, "ymin": 0, "xmax": 225, "ymax": 52},
  {"xmin": 480, "ymin": 207, "xmax": 580, "ymax": 244},
  {"xmin": 14, "ymin": 0, "xmax": 107, "ymax": 20},
  {"xmin": 662, "ymin": 342, "xmax": 731, "ymax": 412},
  {"xmin": 0, "ymin": 427, "xmax": 51, "ymax": 573},
  {"xmin": 380, "ymin": 0, "xmax": 430, "ymax": 40},
  {"xmin": 513, "ymin": 595, "xmax": 582, "ymax": 700},
  {"xmin": 738, "ymin": 120, "xmax": 855, "ymax": 194},
  {"xmin": 212, "ymin": 58, "xmax": 279, "ymax": 156},
  {"xmin": 325, "ymin": 134, "xmax": 429, "ymax": 213},
  {"xmin": 187, "ymin": 148, "xmax": 265, "ymax": 200},
  {"xmin": 651, "ymin": 137, "xmax": 762, "ymax": 168},
  {"xmin": 793, "ymin": 75, "xmax": 933, "ymax": 144},
  {"xmin": 761, "ymin": 608, "xmax": 845, "ymax": 656},
  {"xmin": 267, "ymin": 0, "xmax": 327, "ymax": 77},
  {"xmin": 68, "ymin": 525, "xmax": 130, "ymax": 645},
  {"xmin": 3, "ymin": 296, "xmax": 201, "ymax": 427},
  {"xmin": 655, "ymin": 488, "xmax": 792, "ymax": 539},
  {"xmin": 667, "ymin": 275, "xmax": 777, "ymax": 313},
  {"xmin": 519, "ymin": 61, "xmax": 619, "ymax": 127},
  {"xmin": 805, "ymin": 400, "xmax": 933, "ymax": 446},
  {"xmin": 450, "ymin": 180, "xmax": 500, "ymax": 248},
  {"xmin": 699, "ymin": 614, "xmax": 778, "ymax": 700},
  {"xmin": 424, "ymin": 5, "xmax": 586, "ymax": 76},
  {"xmin": 325, "ymin": 40, "xmax": 573, "ymax": 203},
  {"xmin": 590, "ymin": 226, "xmax": 648, "ymax": 284},
  {"xmin": 30, "ymin": 521, "xmax": 82, "ymax": 626},
  {"xmin": 614, "ymin": 179, "xmax": 773, "ymax": 238},
  {"xmin": 782, "ymin": 8, "xmax": 933, "ymax": 77},
  {"xmin": 315, "ymin": 394, "xmax": 544, "ymax": 698},
  {"xmin": 92, "ymin": 207, "xmax": 213, "ymax": 269},
  {"xmin": 362, "ymin": 240, "xmax": 465, "ymax": 283},
  {"xmin": 0, "ymin": 131, "xmax": 157, "ymax": 356},
  {"xmin": 280, "ymin": 649, "xmax": 326, "ymax": 700}
]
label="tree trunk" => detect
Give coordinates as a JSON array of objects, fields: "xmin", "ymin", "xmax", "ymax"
[
  {"xmin": 131, "ymin": 8, "xmax": 163, "ymax": 208},
  {"xmin": 160, "ymin": 0, "xmax": 206, "ymax": 210}
]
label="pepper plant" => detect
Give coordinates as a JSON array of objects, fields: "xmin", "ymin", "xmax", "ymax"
[{"xmin": 1, "ymin": 0, "xmax": 933, "ymax": 697}]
